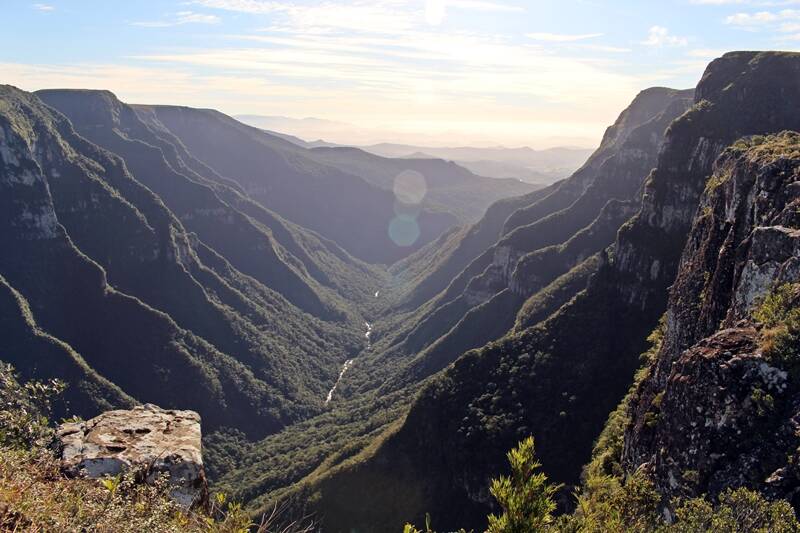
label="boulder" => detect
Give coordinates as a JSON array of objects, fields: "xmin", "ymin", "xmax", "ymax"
[{"xmin": 57, "ymin": 404, "xmax": 207, "ymax": 508}]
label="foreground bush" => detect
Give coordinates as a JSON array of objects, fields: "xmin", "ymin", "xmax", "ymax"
[{"xmin": 0, "ymin": 362, "xmax": 311, "ymax": 532}]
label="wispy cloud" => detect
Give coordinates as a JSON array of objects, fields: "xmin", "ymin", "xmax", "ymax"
[
  {"xmin": 691, "ymin": 0, "xmax": 748, "ymax": 4},
  {"xmin": 642, "ymin": 25, "xmax": 689, "ymax": 46},
  {"xmin": 189, "ymin": 0, "xmax": 287, "ymax": 13},
  {"xmin": 114, "ymin": 1, "xmax": 644, "ymax": 145},
  {"xmin": 6, "ymin": 0, "xmax": 717, "ymax": 148},
  {"xmin": 725, "ymin": 8, "xmax": 800, "ymax": 26},
  {"xmin": 192, "ymin": 0, "xmax": 521, "ymax": 26},
  {"xmin": 32, "ymin": 3, "xmax": 54, "ymax": 11},
  {"xmin": 723, "ymin": 7, "xmax": 800, "ymax": 39},
  {"xmin": 526, "ymin": 32, "xmax": 604, "ymax": 42},
  {"xmin": 132, "ymin": 11, "xmax": 221, "ymax": 28}
]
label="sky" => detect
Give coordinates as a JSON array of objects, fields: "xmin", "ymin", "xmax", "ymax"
[{"xmin": 2, "ymin": 0, "xmax": 800, "ymax": 148}]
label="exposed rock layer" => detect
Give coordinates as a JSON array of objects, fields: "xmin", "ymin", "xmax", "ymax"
[
  {"xmin": 623, "ymin": 131, "xmax": 800, "ymax": 513},
  {"xmin": 58, "ymin": 404, "xmax": 208, "ymax": 509}
]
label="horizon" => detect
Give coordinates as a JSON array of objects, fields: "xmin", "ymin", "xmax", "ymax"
[
  {"xmin": 3, "ymin": 1, "xmax": 800, "ymax": 528},
  {"xmin": 4, "ymin": 1, "xmax": 800, "ymax": 147}
]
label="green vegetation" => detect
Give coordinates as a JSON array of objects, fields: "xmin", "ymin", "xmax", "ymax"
[
  {"xmin": 487, "ymin": 437, "xmax": 561, "ymax": 533},
  {"xmin": 668, "ymin": 488, "xmax": 799, "ymax": 533},
  {"xmin": 559, "ymin": 475, "xmax": 799, "ymax": 532},
  {"xmin": 0, "ymin": 363, "xmax": 313, "ymax": 532},
  {"xmin": 583, "ymin": 317, "xmax": 663, "ymax": 485},
  {"xmin": 402, "ymin": 431, "xmax": 799, "ymax": 532},
  {"xmin": 730, "ymin": 131, "xmax": 800, "ymax": 160},
  {"xmin": 515, "ymin": 255, "xmax": 601, "ymax": 331},
  {"xmin": 704, "ymin": 169, "xmax": 732, "ymax": 193},
  {"xmin": 403, "ymin": 437, "xmax": 558, "ymax": 533},
  {"xmin": 0, "ymin": 362, "xmax": 65, "ymax": 448},
  {"xmin": 754, "ymin": 283, "xmax": 800, "ymax": 375},
  {"xmin": 712, "ymin": 132, "xmax": 800, "ymax": 197}
]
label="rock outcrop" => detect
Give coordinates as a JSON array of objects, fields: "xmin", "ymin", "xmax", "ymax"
[
  {"xmin": 397, "ymin": 87, "xmax": 693, "ymax": 375},
  {"xmin": 58, "ymin": 404, "xmax": 208, "ymax": 509},
  {"xmin": 622, "ymin": 131, "xmax": 800, "ymax": 513},
  {"xmin": 300, "ymin": 52, "xmax": 800, "ymax": 533}
]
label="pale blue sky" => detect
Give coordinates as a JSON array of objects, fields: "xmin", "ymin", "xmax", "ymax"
[{"xmin": 3, "ymin": 0, "xmax": 798, "ymax": 147}]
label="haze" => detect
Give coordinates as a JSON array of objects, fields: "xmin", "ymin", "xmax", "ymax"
[{"xmin": 4, "ymin": 0, "xmax": 799, "ymax": 147}]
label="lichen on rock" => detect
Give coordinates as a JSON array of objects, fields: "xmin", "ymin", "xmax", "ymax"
[{"xmin": 57, "ymin": 403, "xmax": 208, "ymax": 509}]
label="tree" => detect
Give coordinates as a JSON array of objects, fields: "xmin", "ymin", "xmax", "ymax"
[{"xmin": 487, "ymin": 436, "xmax": 562, "ymax": 533}]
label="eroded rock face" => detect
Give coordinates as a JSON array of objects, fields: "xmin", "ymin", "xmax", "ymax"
[
  {"xmin": 634, "ymin": 327, "xmax": 798, "ymax": 513},
  {"xmin": 57, "ymin": 404, "xmax": 207, "ymax": 508},
  {"xmin": 622, "ymin": 132, "xmax": 800, "ymax": 514}
]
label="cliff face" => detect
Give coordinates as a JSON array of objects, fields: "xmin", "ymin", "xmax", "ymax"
[
  {"xmin": 0, "ymin": 85, "xmax": 388, "ymax": 439},
  {"xmin": 58, "ymin": 404, "xmax": 208, "ymax": 509},
  {"xmin": 611, "ymin": 52, "xmax": 800, "ymax": 312},
  {"xmin": 622, "ymin": 132, "xmax": 800, "ymax": 514},
  {"xmin": 300, "ymin": 52, "xmax": 800, "ymax": 533},
  {"xmin": 132, "ymin": 105, "xmax": 458, "ymax": 265},
  {"xmin": 0, "ymin": 86, "xmax": 287, "ymax": 434},
  {"xmin": 394, "ymin": 87, "xmax": 693, "ymax": 381}
]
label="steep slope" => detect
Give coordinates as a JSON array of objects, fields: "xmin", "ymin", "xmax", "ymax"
[
  {"xmin": 206, "ymin": 85, "xmax": 695, "ymax": 529},
  {"xmin": 620, "ymin": 132, "xmax": 800, "ymax": 513},
  {"xmin": 134, "ymin": 105, "xmax": 457, "ymax": 264},
  {"xmin": 387, "ymin": 87, "xmax": 693, "ymax": 383},
  {"xmin": 0, "ymin": 85, "xmax": 369, "ymax": 438},
  {"xmin": 286, "ymin": 52, "xmax": 800, "ymax": 532},
  {"xmin": 33, "ymin": 89, "xmax": 369, "ymax": 412},
  {"xmin": 37, "ymin": 89, "xmax": 379, "ymax": 315},
  {"xmin": 0, "ymin": 86, "xmax": 273, "ymax": 433},
  {"xmin": 306, "ymin": 146, "xmax": 535, "ymax": 221},
  {"xmin": 0, "ymin": 274, "xmax": 134, "ymax": 416},
  {"xmin": 387, "ymin": 183, "xmax": 559, "ymax": 312},
  {"xmin": 384, "ymin": 89, "xmax": 692, "ymax": 321}
]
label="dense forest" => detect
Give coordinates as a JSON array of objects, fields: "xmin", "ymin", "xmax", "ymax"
[{"xmin": 2, "ymin": 50, "xmax": 800, "ymax": 532}]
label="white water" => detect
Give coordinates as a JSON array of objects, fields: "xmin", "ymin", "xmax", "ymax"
[
  {"xmin": 324, "ymin": 321, "xmax": 373, "ymax": 405},
  {"xmin": 325, "ymin": 359, "xmax": 353, "ymax": 404}
]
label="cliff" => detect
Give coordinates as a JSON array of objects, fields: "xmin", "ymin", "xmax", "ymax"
[
  {"xmin": 621, "ymin": 131, "xmax": 800, "ymax": 515},
  {"xmin": 289, "ymin": 52, "xmax": 800, "ymax": 533},
  {"xmin": 58, "ymin": 404, "xmax": 208, "ymax": 509}
]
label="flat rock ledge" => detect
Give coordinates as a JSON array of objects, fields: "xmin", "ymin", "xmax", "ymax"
[{"xmin": 57, "ymin": 404, "xmax": 208, "ymax": 509}]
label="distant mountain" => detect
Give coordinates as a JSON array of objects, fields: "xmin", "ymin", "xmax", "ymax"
[
  {"xmin": 1, "ymin": 85, "xmax": 387, "ymax": 440},
  {"xmin": 8, "ymin": 51, "xmax": 800, "ymax": 533},
  {"xmin": 129, "ymin": 106, "xmax": 456, "ymax": 265},
  {"xmin": 450, "ymin": 159, "xmax": 559, "ymax": 184},
  {"xmin": 236, "ymin": 115, "xmax": 592, "ymax": 184},
  {"xmin": 306, "ymin": 146, "xmax": 535, "ymax": 221},
  {"xmin": 234, "ymin": 114, "xmax": 359, "ymax": 144},
  {"xmin": 133, "ymin": 107, "xmax": 532, "ymax": 265},
  {"xmin": 288, "ymin": 52, "xmax": 800, "ymax": 532},
  {"xmin": 209, "ymin": 86, "xmax": 694, "ymax": 528},
  {"xmin": 362, "ymin": 142, "xmax": 592, "ymax": 171}
]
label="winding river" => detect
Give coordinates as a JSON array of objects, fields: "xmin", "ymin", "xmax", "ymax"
[{"xmin": 324, "ymin": 321, "xmax": 372, "ymax": 405}]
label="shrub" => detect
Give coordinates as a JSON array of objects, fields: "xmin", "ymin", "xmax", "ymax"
[
  {"xmin": 487, "ymin": 437, "xmax": 562, "ymax": 533},
  {"xmin": 0, "ymin": 361, "xmax": 312, "ymax": 532},
  {"xmin": 670, "ymin": 487, "xmax": 799, "ymax": 533},
  {"xmin": 754, "ymin": 284, "xmax": 800, "ymax": 375},
  {"xmin": 0, "ymin": 362, "xmax": 65, "ymax": 448}
]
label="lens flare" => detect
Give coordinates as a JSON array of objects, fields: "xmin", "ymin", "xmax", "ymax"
[
  {"xmin": 393, "ymin": 169, "xmax": 427, "ymax": 205},
  {"xmin": 388, "ymin": 215, "xmax": 421, "ymax": 247}
]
